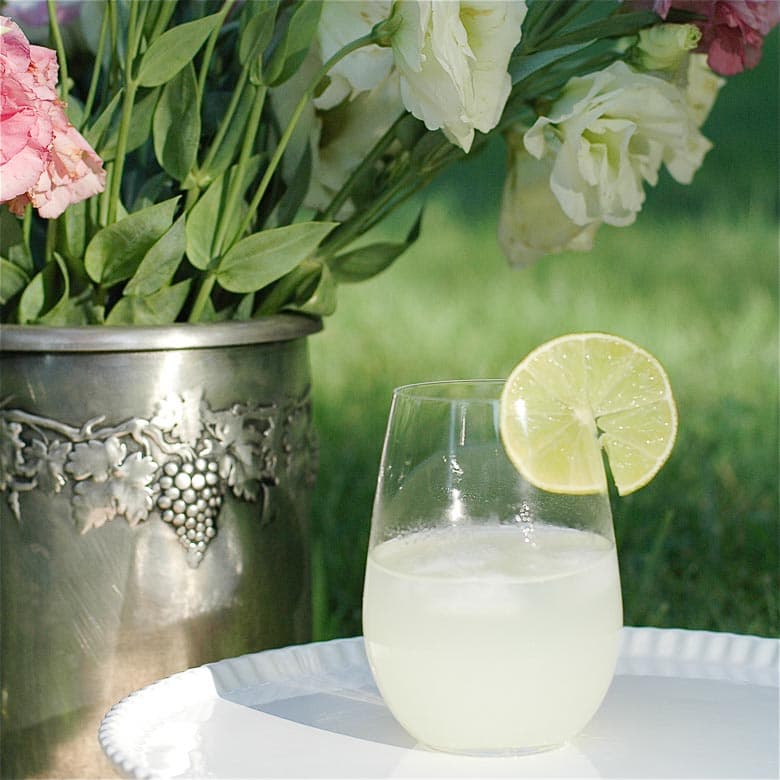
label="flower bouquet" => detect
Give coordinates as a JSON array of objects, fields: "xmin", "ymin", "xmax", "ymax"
[{"xmin": 1, "ymin": 0, "xmax": 777, "ymax": 326}]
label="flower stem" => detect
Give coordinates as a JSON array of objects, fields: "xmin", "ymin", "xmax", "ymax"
[
  {"xmin": 189, "ymin": 24, "xmax": 382, "ymax": 320},
  {"xmin": 321, "ymin": 111, "xmax": 408, "ymax": 221},
  {"xmin": 149, "ymin": 1, "xmax": 177, "ymax": 41},
  {"xmin": 21, "ymin": 208, "xmax": 32, "ymax": 255},
  {"xmin": 197, "ymin": 0, "xmax": 237, "ymax": 97},
  {"xmin": 47, "ymin": 0, "xmax": 69, "ymax": 99},
  {"xmin": 105, "ymin": 1, "xmax": 147, "ymax": 225},
  {"xmin": 44, "ymin": 219, "xmax": 57, "ymax": 264},
  {"xmin": 81, "ymin": 11, "xmax": 110, "ymax": 130},
  {"xmin": 232, "ymin": 30, "xmax": 379, "ymax": 244},
  {"xmin": 199, "ymin": 67, "xmax": 250, "ymax": 179},
  {"xmin": 212, "ymin": 85, "xmax": 266, "ymax": 256},
  {"xmin": 188, "ymin": 272, "xmax": 217, "ymax": 323}
]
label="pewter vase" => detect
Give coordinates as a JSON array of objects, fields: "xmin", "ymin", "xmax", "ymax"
[{"xmin": 0, "ymin": 315, "xmax": 320, "ymax": 778}]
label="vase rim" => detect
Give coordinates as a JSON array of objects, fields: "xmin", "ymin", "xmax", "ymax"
[{"xmin": 0, "ymin": 314, "xmax": 322, "ymax": 353}]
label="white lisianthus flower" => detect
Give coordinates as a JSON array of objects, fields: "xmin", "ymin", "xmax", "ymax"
[
  {"xmin": 498, "ymin": 131, "xmax": 600, "ymax": 267},
  {"xmin": 308, "ymin": 73, "xmax": 405, "ymax": 217},
  {"xmin": 271, "ymin": 50, "xmax": 404, "ymax": 220},
  {"xmin": 316, "ymin": 0, "xmax": 394, "ymax": 109},
  {"xmin": 684, "ymin": 53, "xmax": 725, "ymax": 126},
  {"xmin": 390, "ymin": 0, "xmax": 527, "ymax": 152},
  {"xmin": 524, "ymin": 61, "xmax": 713, "ymax": 228}
]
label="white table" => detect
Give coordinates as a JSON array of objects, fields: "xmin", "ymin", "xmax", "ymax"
[{"xmin": 100, "ymin": 627, "xmax": 779, "ymax": 778}]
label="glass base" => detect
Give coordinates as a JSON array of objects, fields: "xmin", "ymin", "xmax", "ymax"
[{"xmin": 420, "ymin": 740, "xmax": 565, "ymax": 758}]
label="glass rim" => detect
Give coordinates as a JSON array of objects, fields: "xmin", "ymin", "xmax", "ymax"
[{"xmin": 392, "ymin": 379, "xmax": 505, "ymax": 403}]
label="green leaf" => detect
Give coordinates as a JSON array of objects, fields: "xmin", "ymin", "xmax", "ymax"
[
  {"xmin": 105, "ymin": 280, "xmax": 191, "ymax": 325},
  {"xmin": 97, "ymin": 88, "xmax": 160, "ymax": 161},
  {"xmin": 58, "ymin": 198, "xmax": 87, "ymax": 261},
  {"xmin": 200, "ymin": 85, "xmax": 258, "ymax": 181},
  {"xmin": 142, "ymin": 0, "xmax": 177, "ymax": 41},
  {"xmin": 84, "ymin": 90, "xmax": 123, "ymax": 151},
  {"xmin": 254, "ymin": 259, "xmax": 314, "ymax": 316},
  {"xmin": 234, "ymin": 293, "xmax": 255, "ymax": 320},
  {"xmin": 137, "ymin": 12, "xmax": 223, "ymax": 87},
  {"xmin": 535, "ymin": 11, "xmax": 659, "ymax": 51},
  {"xmin": 0, "ymin": 258, "xmax": 30, "ymax": 305},
  {"xmin": 153, "ymin": 63, "xmax": 201, "ymax": 181},
  {"xmin": 215, "ymin": 221, "xmax": 337, "ymax": 294},
  {"xmin": 329, "ymin": 210, "xmax": 422, "ymax": 283},
  {"xmin": 124, "ymin": 214, "xmax": 186, "ymax": 296},
  {"xmin": 297, "ymin": 262, "xmax": 336, "ymax": 316},
  {"xmin": 196, "ymin": 296, "xmax": 222, "ymax": 322},
  {"xmin": 264, "ymin": 1, "xmax": 322, "ymax": 86},
  {"xmin": 0, "ymin": 208, "xmax": 32, "ymax": 273},
  {"xmin": 510, "ymin": 43, "xmax": 593, "ymax": 84},
  {"xmin": 268, "ymin": 142, "xmax": 312, "ymax": 228},
  {"xmin": 520, "ymin": 0, "xmax": 581, "ymax": 49},
  {"xmin": 185, "ymin": 180, "xmax": 224, "ymax": 271},
  {"xmin": 185, "ymin": 157, "xmax": 261, "ymax": 270},
  {"xmin": 54, "ymin": 200, "xmax": 92, "ymax": 294},
  {"xmin": 17, "ymin": 254, "xmax": 70, "ymax": 324},
  {"xmin": 239, "ymin": 0, "xmax": 279, "ymax": 68},
  {"xmin": 130, "ymin": 171, "xmax": 172, "ymax": 212},
  {"xmin": 85, "ymin": 198, "xmax": 179, "ymax": 286},
  {"xmin": 62, "ymin": 94, "xmax": 85, "ymax": 128},
  {"xmin": 40, "ymin": 290, "xmax": 100, "ymax": 325}
]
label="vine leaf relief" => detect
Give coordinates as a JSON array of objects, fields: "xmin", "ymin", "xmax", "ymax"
[{"xmin": 0, "ymin": 387, "xmax": 314, "ymax": 568}]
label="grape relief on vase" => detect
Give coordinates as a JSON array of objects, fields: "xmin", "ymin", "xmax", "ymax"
[{"xmin": 0, "ymin": 386, "xmax": 316, "ymax": 568}]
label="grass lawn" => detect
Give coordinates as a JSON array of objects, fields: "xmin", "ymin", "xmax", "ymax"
[
  {"xmin": 309, "ymin": 204, "xmax": 778, "ymax": 641},
  {"xmin": 307, "ymin": 39, "xmax": 779, "ymax": 642}
]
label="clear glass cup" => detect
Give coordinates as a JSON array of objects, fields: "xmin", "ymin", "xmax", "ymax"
[{"xmin": 362, "ymin": 380, "xmax": 623, "ymax": 755}]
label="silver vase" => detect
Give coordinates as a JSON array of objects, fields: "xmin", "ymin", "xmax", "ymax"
[{"xmin": 0, "ymin": 314, "xmax": 321, "ymax": 778}]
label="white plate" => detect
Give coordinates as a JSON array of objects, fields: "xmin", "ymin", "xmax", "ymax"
[{"xmin": 99, "ymin": 627, "xmax": 779, "ymax": 779}]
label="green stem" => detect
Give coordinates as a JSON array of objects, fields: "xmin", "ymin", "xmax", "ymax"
[
  {"xmin": 320, "ymin": 173, "xmax": 419, "ymax": 260},
  {"xmin": 199, "ymin": 67, "xmax": 250, "ymax": 176},
  {"xmin": 539, "ymin": 0, "xmax": 594, "ymax": 44},
  {"xmin": 321, "ymin": 112, "xmax": 408, "ymax": 222},
  {"xmin": 186, "ymin": 82, "xmax": 264, "ymax": 322},
  {"xmin": 105, "ymin": 1, "xmax": 147, "ymax": 225},
  {"xmin": 197, "ymin": 0, "xmax": 236, "ymax": 97},
  {"xmin": 319, "ymin": 130, "xmax": 457, "ymax": 261},
  {"xmin": 188, "ymin": 272, "xmax": 217, "ymax": 322},
  {"xmin": 149, "ymin": 1, "xmax": 177, "ymax": 41},
  {"xmin": 212, "ymin": 85, "xmax": 266, "ymax": 255},
  {"xmin": 81, "ymin": 11, "xmax": 110, "ymax": 130},
  {"xmin": 44, "ymin": 219, "xmax": 57, "ymax": 264},
  {"xmin": 189, "ymin": 25, "xmax": 382, "ymax": 322},
  {"xmin": 233, "ymin": 29, "xmax": 379, "ymax": 243},
  {"xmin": 255, "ymin": 263, "xmax": 311, "ymax": 316},
  {"xmin": 521, "ymin": 0, "xmax": 571, "ymax": 51},
  {"xmin": 187, "ymin": 1, "xmax": 242, "ymax": 203},
  {"xmin": 107, "ymin": 0, "xmax": 121, "ymax": 94},
  {"xmin": 21, "ymin": 207, "xmax": 32, "ymax": 251},
  {"xmin": 47, "ymin": 0, "xmax": 69, "ymax": 99}
]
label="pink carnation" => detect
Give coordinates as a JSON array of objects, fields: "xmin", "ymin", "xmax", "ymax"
[
  {"xmin": 0, "ymin": 15, "xmax": 105, "ymax": 219},
  {"xmin": 638, "ymin": 1, "xmax": 780, "ymax": 75}
]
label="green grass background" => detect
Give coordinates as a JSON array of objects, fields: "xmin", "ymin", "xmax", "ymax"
[{"xmin": 308, "ymin": 38, "xmax": 779, "ymax": 641}]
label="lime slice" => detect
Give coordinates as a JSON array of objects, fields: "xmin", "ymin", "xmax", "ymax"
[{"xmin": 499, "ymin": 333, "xmax": 677, "ymax": 495}]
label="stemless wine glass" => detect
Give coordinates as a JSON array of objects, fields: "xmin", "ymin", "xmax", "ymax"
[{"xmin": 362, "ymin": 380, "xmax": 623, "ymax": 755}]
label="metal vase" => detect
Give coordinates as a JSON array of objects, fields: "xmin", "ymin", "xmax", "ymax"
[{"xmin": 0, "ymin": 315, "xmax": 321, "ymax": 778}]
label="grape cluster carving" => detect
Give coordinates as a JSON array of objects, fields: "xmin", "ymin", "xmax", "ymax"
[{"xmin": 0, "ymin": 387, "xmax": 313, "ymax": 567}]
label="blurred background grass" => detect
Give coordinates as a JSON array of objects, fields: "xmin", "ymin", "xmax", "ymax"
[{"xmin": 308, "ymin": 36, "xmax": 779, "ymax": 641}]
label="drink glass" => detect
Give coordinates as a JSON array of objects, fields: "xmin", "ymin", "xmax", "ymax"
[{"xmin": 362, "ymin": 380, "xmax": 623, "ymax": 755}]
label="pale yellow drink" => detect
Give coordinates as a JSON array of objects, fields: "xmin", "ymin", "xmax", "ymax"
[{"xmin": 363, "ymin": 522, "xmax": 622, "ymax": 753}]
